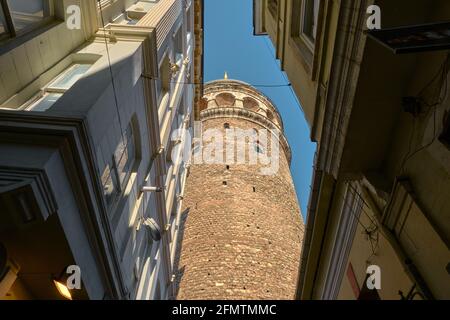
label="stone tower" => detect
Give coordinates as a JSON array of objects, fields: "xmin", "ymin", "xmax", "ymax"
[{"xmin": 174, "ymin": 79, "xmax": 304, "ymax": 299}]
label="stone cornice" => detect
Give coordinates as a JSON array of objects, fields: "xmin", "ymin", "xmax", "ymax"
[
  {"xmin": 204, "ymin": 80, "xmax": 284, "ymax": 129},
  {"xmin": 200, "ymin": 107, "xmax": 292, "ymax": 164}
]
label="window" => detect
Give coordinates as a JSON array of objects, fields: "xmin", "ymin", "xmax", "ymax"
[
  {"xmin": 215, "ymin": 93, "xmax": 236, "ymax": 107},
  {"xmin": 186, "ymin": 4, "xmax": 193, "ymax": 39},
  {"xmin": 157, "ymin": 54, "xmax": 171, "ymax": 103},
  {"xmin": 243, "ymin": 97, "xmax": 259, "ymax": 112},
  {"xmin": 300, "ymin": 0, "xmax": 320, "ymax": 46},
  {"xmin": 48, "ymin": 64, "xmax": 91, "ymax": 90},
  {"xmin": 255, "ymin": 140, "xmax": 265, "ymax": 154},
  {"xmin": 23, "ymin": 63, "xmax": 92, "ymax": 111},
  {"xmin": 114, "ymin": 123, "xmax": 136, "ymax": 187},
  {"xmin": 174, "ymin": 26, "xmax": 183, "ymax": 67},
  {"xmin": 224, "ymin": 123, "xmax": 230, "ymax": 129},
  {"xmin": 102, "ymin": 123, "xmax": 136, "ymax": 208},
  {"xmin": 0, "ymin": 0, "xmax": 52, "ymax": 38},
  {"xmin": 101, "ymin": 163, "xmax": 120, "ymax": 208},
  {"xmin": 26, "ymin": 93, "xmax": 62, "ymax": 111}
]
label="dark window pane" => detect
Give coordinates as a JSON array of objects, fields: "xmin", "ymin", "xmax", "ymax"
[{"xmin": 6, "ymin": 0, "xmax": 49, "ymax": 32}]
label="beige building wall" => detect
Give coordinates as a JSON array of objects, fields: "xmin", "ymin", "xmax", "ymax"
[
  {"xmin": 254, "ymin": 0, "xmax": 340, "ymax": 141},
  {"xmin": 255, "ymin": 0, "xmax": 450, "ymax": 300}
]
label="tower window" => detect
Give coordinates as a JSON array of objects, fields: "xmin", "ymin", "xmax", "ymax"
[
  {"xmin": 226, "ymin": 165, "xmax": 230, "ymax": 170},
  {"xmin": 224, "ymin": 123, "xmax": 230, "ymax": 129},
  {"xmin": 255, "ymin": 144, "xmax": 264, "ymax": 154},
  {"xmin": 253, "ymin": 187, "xmax": 256, "ymax": 192},
  {"xmin": 222, "ymin": 181, "xmax": 227, "ymax": 186},
  {"xmin": 215, "ymin": 93, "xmax": 236, "ymax": 106},
  {"xmin": 243, "ymin": 97, "xmax": 259, "ymax": 111}
]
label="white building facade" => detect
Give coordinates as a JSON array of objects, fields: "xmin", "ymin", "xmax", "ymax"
[{"xmin": 0, "ymin": 0, "xmax": 202, "ymax": 300}]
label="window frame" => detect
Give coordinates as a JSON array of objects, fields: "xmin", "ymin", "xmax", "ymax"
[
  {"xmin": 173, "ymin": 23, "xmax": 184, "ymax": 68},
  {"xmin": 113, "ymin": 122, "xmax": 136, "ymax": 191},
  {"xmin": 103, "ymin": 120, "xmax": 140, "ymax": 214},
  {"xmin": 0, "ymin": 0, "xmax": 54, "ymax": 40},
  {"xmin": 290, "ymin": 0, "xmax": 323, "ymax": 77},
  {"xmin": 22, "ymin": 63, "xmax": 93, "ymax": 111},
  {"xmin": 157, "ymin": 50, "xmax": 171, "ymax": 105},
  {"xmin": 299, "ymin": 0, "xmax": 320, "ymax": 50}
]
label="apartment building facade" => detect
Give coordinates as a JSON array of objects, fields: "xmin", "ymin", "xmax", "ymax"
[
  {"xmin": 255, "ymin": 0, "xmax": 450, "ymax": 299},
  {"xmin": 0, "ymin": 0, "xmax": 203, "ymax": 300}
]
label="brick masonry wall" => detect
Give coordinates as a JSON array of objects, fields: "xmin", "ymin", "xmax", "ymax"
[{"xmin": 173, "ymin": 108, "xmax": 304, "ymax": 300}]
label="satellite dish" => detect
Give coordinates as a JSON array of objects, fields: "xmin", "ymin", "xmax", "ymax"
[{"xmin": 144, "ymin": 218, "xmax": 162, "ymax": 241}]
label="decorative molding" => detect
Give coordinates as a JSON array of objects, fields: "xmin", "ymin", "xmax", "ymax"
[
  {"xmin": 0, "ymin": 168, "xmax": 58, "ymax": 223},
  {"xmin": 204, "ymin": 80, "xmax": 284, "ymax": 129},
  {"xmin": 200, "ymin": 106, "xmax": 292, "ymax": 164}
]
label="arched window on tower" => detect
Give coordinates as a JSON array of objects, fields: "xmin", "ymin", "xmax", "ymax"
[
  {"xmin": 254, "ymin": 140, "xmax": 265, "ymax": 154},
  {"xmin": 215, "ymin": 93, "xmax": 236, "ymax": 107},
  {"xmin": 243, "ymin": 97, "xmax": 259, "ymax": 112},
  {"xmin": 266, "ymin": 110, "xmax": 275, "ymax": 121}
]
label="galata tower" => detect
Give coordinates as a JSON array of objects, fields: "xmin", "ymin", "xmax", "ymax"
[{"xmin": 174, "ymin": 78, "xmax": 304, "ymax": 299}]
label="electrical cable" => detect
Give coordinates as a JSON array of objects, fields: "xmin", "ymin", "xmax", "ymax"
[
  {"xmin": 399, "ymin": 53, "xmax": 450, "ymax": 174},
  {"xmin": 140, "ymin": 73, "xmax": 292, "ymax": 88},
  {"xmin": 98, "ymin": 0, "xmax": 126, "ymax": 141}
]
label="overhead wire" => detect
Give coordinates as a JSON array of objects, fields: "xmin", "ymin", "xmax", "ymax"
[
  {"xmin": 399, "ymin": 53, "xmax": 450, "ymax": 174},
  {"xmin": 98, "ymin": 0, "xmax": 126, "ymax": 141},
  {"xmin": 140, "ymin": 74, "xmax": 292, "ymax": 88}
]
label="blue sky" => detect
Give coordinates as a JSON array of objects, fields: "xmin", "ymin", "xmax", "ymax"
[{"xmin": 204, "ymin": 0, "xmax": 316, "ymax": 218}]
